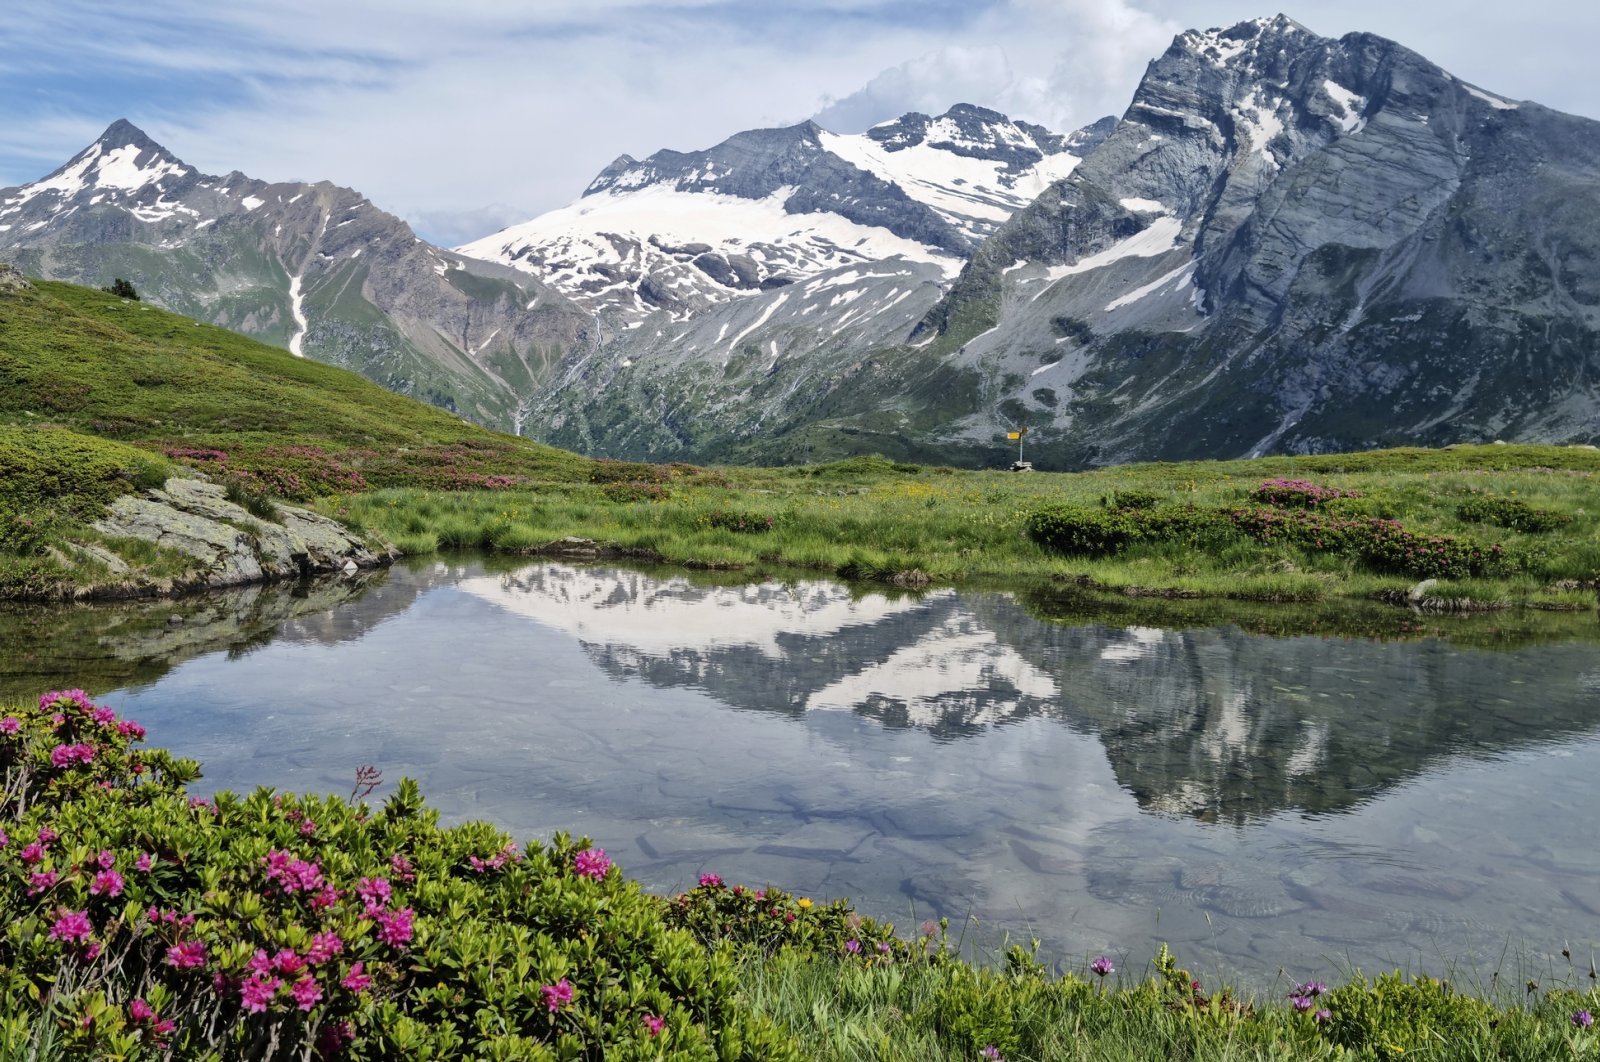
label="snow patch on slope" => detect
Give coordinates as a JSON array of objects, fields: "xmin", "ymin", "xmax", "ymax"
[
  {"xmin": 1037, "ymin": 217, "xmax": 1186, "ymax": 293},
  {"xmin": 819, "ymin": 130, "xmax": 1080, "ymax": 241}
]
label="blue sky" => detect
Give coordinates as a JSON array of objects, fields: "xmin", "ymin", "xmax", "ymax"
[{"xmin": 3, "ymin": 1, "xmax": 1595, "ymax": 245}]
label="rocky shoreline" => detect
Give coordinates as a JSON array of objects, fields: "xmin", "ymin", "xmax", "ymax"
[{"xmin": 60, "ymin": 477, "xmax": 391, "ymax": 600}]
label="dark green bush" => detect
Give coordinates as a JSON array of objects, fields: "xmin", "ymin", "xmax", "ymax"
[
  {"xmin": 102, "ymin": 278, "xmax": 140, "ymax": 301},
  {"xmin": 223, "ymin": 480, "xmax": 283, "ymax": 524},
  {"xmin": 1025, "ymin": 506, "xmax": 1143, "ymax": 556},
  {"xmin": 1029, "ymin": 501, "xmax": 1507, "ymax": 579},
  {"xmin": 704, "ymin": 510, "xmax": 775, "ymax": 534},
  {"xmin": 1108, "ymin": 489, "xmax": 1162, "ymax": 511},
  {"xmin": 1456, "ymin": 494, "xmax": 1572, "ymax": 533}
]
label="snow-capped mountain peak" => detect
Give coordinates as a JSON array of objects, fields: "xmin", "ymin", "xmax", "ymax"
[
  {"xmin": 457, "ymin": 105, "xmax": 1112, "ymax": 323},
  {"xmin": 1, "ymin": 121, "xmax": 194, "ymax": 219}
]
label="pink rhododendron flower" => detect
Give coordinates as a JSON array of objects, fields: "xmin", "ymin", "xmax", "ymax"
[
  {"xmin": 241, "ymin": 974, "xmax": 280, "ymax": 1014},
  {"xmin": 49, "ymin": 911, "xmax": 92, "ymax": 943},
  {"xmin": 89, "ymin": 870, "xmax": 124, "ymax": 897},
  {"xmin": 272, "ymin": 949, "xmax": 306, "ymax": 976},
  {"xmin": 165, "ymin": 940, "xmax": 208, "ymax": 970},
  {"xmin": 49, "ymin": 743, "xmax": 94, "ymax": 767},
  {"xmin": 643, "ymin": 1014, "xmax": 665, "ymax": 1037},
  {"xmin": 0, "ymin": 828, "xmax": 8, "ymax": 849},
  {"xmin": 28, "ymin": 871, "xmax": 58, "ymax": 896},
  {"xmin": 573, "ymin": 848, "xmax": 611, "ymax": 881},
  {"xmin": 116, "ymin": 719, "xmax": 146, "ymax": 739},
  {"xmin": 0, "ymin": 717, "xmax": 19, "ymax": 734},
  {"xmin": 36, "ymin": 827, "xmax": 57, "ymax": 845},
  {"xmin": 135, "ymin": 852, "xmax": 153, "ymax": 872},
  {"xmin": 307, "ymin": 931, "xmax": 344, "ymax": 964},
  {"xmin": 316, "ymin": 1021, "xmax": 355, "ymax": 1055},
  {"xmin": 340, "ymin": 962, "xmax": 372, "ymax": 993},
  {"xmin": 96, "ymin": 849, "xmax": 115, "ymax": 870},
  {"xmin": 298, "ymin": 819, "xmax": 317, "ymax": 836},
  {"xmin": 129, "ymin": 999, "xmax": 155, "ymax": 1022},
  {"xmin": 91, "ymin": 706, "xmax": 116, "ymax": 726},
  {"xmin": 291, "ymin": 975, "xmax": 322, "ymax": 1012},
  {"xmin": 308, "ymin": 884, "xmax": 341, "ymax": 911},
  {"xmin": 376, "ymin": 908, "xmax": 414, "ymax": 948},
  {"xmin": 248, "ymin": 949, "xmax": 273, "ymax": 975},
  {"xmin": 698, "ymin": 873, "xmax": 723, "ymax": 888},
  {"xmin": 390, "ymin": 853, "xmax": 416, "ymax": 881},
  {"xmin": 541, "ymin": 979, "xmax": 574, "ymax": 1013}
]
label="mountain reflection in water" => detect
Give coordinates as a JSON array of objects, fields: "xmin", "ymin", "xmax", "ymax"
[
  {"xmin": 464, "ymin": 564, "xmax": 1600, "ymax": 824},
  {"xmin": 8, "ymin": 559, "xmax": 1598, "ymax": 984}
]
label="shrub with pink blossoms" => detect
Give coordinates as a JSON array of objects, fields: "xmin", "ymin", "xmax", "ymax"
[{"xmin": 0, "ymin": 690, "xmax": 802, "ymax": 1060}]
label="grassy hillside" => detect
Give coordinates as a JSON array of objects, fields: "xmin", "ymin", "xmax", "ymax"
[
  {"xmin": 0, "ymin": 280, "xmax": 590, "ymax": 492},
  {"xmin": 0, "ymin": 279, "xmax": 595, "ymax": 597}
]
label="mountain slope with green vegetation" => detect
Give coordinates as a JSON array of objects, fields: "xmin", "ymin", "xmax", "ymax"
[
  {"xmin": 0, "ymin": 275, "xmax": 593, "ymax": 597},
  {"xmin": 4, "ymin": 274, "xmax": 1599, "ymax": 614}
]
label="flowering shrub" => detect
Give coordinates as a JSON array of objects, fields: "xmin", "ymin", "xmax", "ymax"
[
  {"xmin": 1224, "ymin": 507, "xmax": 1502, "ymax": 579},
  {"xmin": 662, "ymin": 876, "xmax": 914, "ymax": 963},
  {"xmin": 224, "ymin": 446, "xmax": 369, "ymax": 501},
  {"xmin": 1249, "ymin": 479, "xmax": 1364, "ymax": 509},
  {"xmin": 0, "ymin": 690, "xmax": 800, "ymax": 1060}
]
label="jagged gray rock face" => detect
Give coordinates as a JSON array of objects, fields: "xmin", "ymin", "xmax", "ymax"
[
  {"xmin": 0, "ymin": 262, "xmax": 29, "ymax": 293},
  {"xmin": 0, "ymin": 121, "xmax": 596, "ymax": 432},
  {"xmin": 901, "ymin": 15, "xmax": 1600, "ymax": 465},
  {"xmin": 90, "ymin": 478, "xmax": 386, "ymax": 595}
]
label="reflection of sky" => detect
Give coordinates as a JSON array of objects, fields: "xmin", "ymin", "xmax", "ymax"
[{"xmin": 79, "ymin": 561, "xmax": 1600, "ymax": 985}]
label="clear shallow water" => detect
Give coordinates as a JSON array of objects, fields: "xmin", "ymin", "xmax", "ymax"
[{"xmin": 7, "ymin": 560, "xmax": 1600, "ymax": 985}]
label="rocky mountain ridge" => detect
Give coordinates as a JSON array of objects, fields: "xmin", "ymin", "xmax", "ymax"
[
  {"xmin": 457, "ymin": 105, "xmax": 1111, "ymax": 325},
  {"xmin": 533, "ymin": 15, "xmax": 1600, "ymax": 465}
]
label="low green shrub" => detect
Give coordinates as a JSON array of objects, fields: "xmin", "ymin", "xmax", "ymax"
[
  {"xmin": 1029, "ymin": 503, "xmax": 1506, "ymax": 579},
  {"xmin": 1108, "ymin": 489, "xmax": 1162, "ymax": 511},
  {"xmin": 1456, "ymin": 494, "xmax": 1572, "ymax": 533},
  {"xmin": 589, "ymin": 459, "xmax": 673, "ymax": 485},
  {"xmin": 1024, "ymin": 506, "xmax": 1141, "ymax": 556},
  {"xmin": 601, "ymin": 480, "xmax": 671, "ymax": 503},
  {"xmin": 704, "ymin": 510, "xmax": 776, "ymax": 534},
  {"xmin": 222, "ymin": 480, "xmax": 282, "ymax": 524}
]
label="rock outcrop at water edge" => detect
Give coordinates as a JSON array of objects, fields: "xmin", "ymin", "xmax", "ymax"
[{"xmin": 86, "ymin": 478, "xmax": 388, "ymax": 597}]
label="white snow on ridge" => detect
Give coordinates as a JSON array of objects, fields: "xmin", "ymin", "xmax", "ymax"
[
  {"xmin": 820, "ymin": 130, "xmax": 1079, "ymax": 240},
  {"xmin": 1463, "ymin": 84, "xmax": 1519, "ymax": 110},
  {"xmin": 241, "ymin": 196, "xmax": 265, "ymax": 211},
  {"xmin": 1119, "ymin": 197, "xmax": 1169, "ymax": 214}
]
